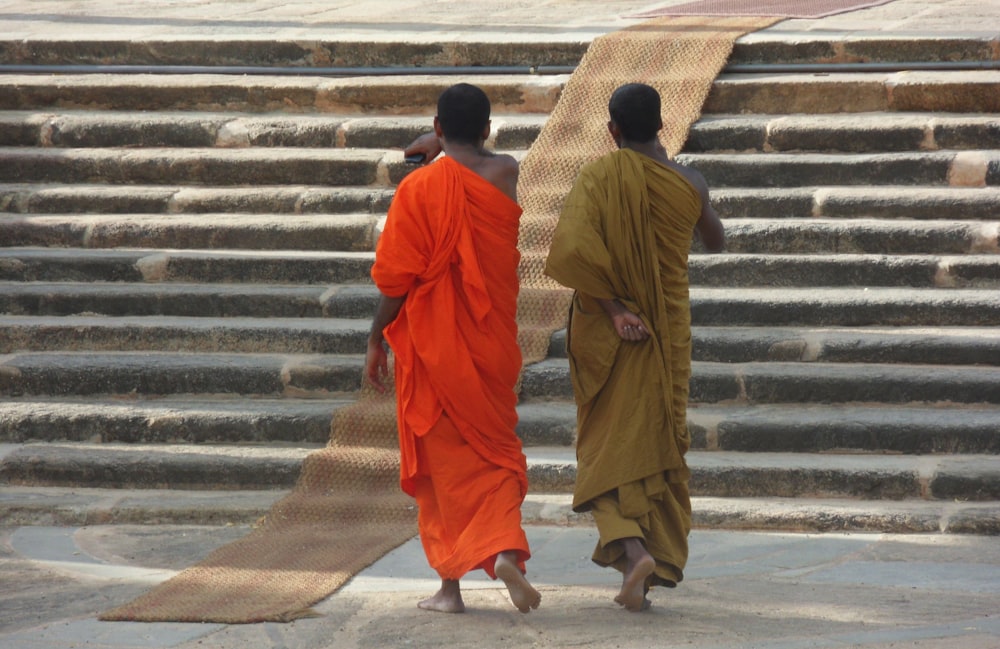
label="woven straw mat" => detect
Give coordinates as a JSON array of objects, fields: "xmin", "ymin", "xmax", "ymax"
[{"xmin": 99, "ymin": 14, "xmax": 778, "ymax": 624}]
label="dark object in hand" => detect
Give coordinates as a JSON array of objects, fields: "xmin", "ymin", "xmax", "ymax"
[{"xmin": 404, "ymin": 153, "xmax": 426, "ymax": 164}]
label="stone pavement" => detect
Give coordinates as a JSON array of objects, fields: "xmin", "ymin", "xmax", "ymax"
[
  {"xmin": 2, "ymin": 0, "xmax": 1000, "ymax": 647},
  {"xmin": 2, "ymin": 522, "xmax": 1000, "ymax": 649}
]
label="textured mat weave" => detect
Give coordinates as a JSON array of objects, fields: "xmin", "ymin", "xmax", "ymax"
[
  {"xmin": 631, "ymin": 0, "xmax": 897, "ymax": 18},
  {"xmin": 100, "ymin": 14, "xmax": 777, "ymax": 624}
]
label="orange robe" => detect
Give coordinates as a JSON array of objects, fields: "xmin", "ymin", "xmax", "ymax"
[{"xmin": 371, "ymin": 156, "xmax": 530, "ymax": 580}]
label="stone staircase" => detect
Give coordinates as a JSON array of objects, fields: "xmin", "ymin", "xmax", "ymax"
[{"xmin": 1, "ymin": 34, "xmax": 998, "ymax": 535}]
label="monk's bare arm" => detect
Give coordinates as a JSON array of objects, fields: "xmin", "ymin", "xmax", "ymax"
[
  {"xmin": 365, "ymin": 293, "xmax": 406, "ymax": 392},
  {"xmin": 595, "ymin": 297, "xmax": 650, "ymax": 342},
  {"xmin": 689, "ymin": 171, "xmax": 724, "ymax": 253}
]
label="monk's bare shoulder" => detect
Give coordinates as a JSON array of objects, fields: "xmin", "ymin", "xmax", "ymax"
[
  {"xmin": 665, "ymin": 158, "xmax": 708, "ymax": 196},
  {"xmin": 476, "ymin": 152, "xmax": 519, "ymax": 202}
]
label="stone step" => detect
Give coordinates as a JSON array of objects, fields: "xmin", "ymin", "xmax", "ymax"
[
  {"xmin": 3, "ymin": 397, "xmax": 996, "ymax": 455},
  {"xmin": 0, "ymin": 183, "xmax": 396, "ymax": 216},
  {"xmin": 692, "ymin": 326, "xmax": 1000, "ymax": 365},
  {"xmin": 9, "ymin": 146, "xmax": 994, "ymax": 189},
  {"xmin": 0, "ymin": 213, "xmax": 380, "ymax": 252},
  {"xmin": 0, "ymin": 73, "xmax": 567, "ymax": 114},
  {"xmin": 718, "ymin": 218, "xmax": 1000, "ymax": 255},
  {"xmin": 5, "ymin": 282, "xmax": 994, "ymax": 327},
  {"xmin": 686, "ymin": 403, "xmax": 1000, "ymax": 454},
  {"xmin": 0, "ymin": 147, "xmax": 400, "ymax": 186},
  {"xmin": 0, "ymin": 247, "xmax": 375, "ymax": 284},
  {"xmin": 5, "ymin": 247, "xmax": 999, "ymax": 287},
  {"xmin": 3, "ymin": 183, "xmax": 996, "ymax": 220},
  {"xmin": 0, "ymin": 281, "xmax": 336, "ymax": 318},
  {"xmin": 520, "ymin": 359, "xmax": 1000, "ymax": 405},
  {"xmin": 0, "ymin": 315, "xmax": 371, "ymax": 354},
  {"xmin": 705, "ymin": 70, "xmax": 1000, "ymax": 114},
  {"xmin": 3, "ymin": 110, "xmax": 997, "ymax": 154},
  {"xmin": 677, "ymin": 151, "xmax": 1000, "ymax": 188},
  {"xmin": 3, "ymin": 316, "xmax": 999, "ymax": 367},
  {"xmin": 0, "ymin": 397, "xmax": 574, "ymax": 448},
  {"xmin": 2, "ymin": 69, "xmax": 997, "ymax": 116},
  {"xmin": 0, "ymin": 110, "xmax": 543, "ymax": 150},
  {"xmin": 684, "ymin": 113, "xmax": 1000, "ymax": 154},
  {"xmin": 690, "ymin": 287, "xmax": 1000, "ymax": 327},
  {"xmin": 7, "ymin": 33, "xmax": 999, "ymax": 69},
  {"xmin": 5, "ymin": 351, "xmax": 998, "ymax": 404},
  {"xmin": 4, "ymin": 485, "xmax": 996, "ymax": 534},
  {"xmin": 4, "ymin": 34, "xmax": 994, "ymax": 68},
  {"xmin": 2, "ymin": 442, "xmax": 997, "ymax": 502},
  {"xmin": 0, "ymin": 351, "xmax": 365, "ymax": 398},
  {"xmin": 3, "ymin": 214, "xmax": 996, "ymax": 256},
  {"xmin": 689, "ymin": 252, "xmax": 1000, "ymax": 288}
]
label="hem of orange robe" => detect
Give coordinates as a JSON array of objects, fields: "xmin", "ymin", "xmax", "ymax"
[{"xmin": 433, "ymin": 546, "xmax": 531, "ymax": 582}]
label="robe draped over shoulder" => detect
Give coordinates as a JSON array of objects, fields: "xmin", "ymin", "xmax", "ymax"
[
  {"xmin": 371, "ymin": 156, "xmax": 526, "ymax": 500},
  {"xmin": 544, "ymin": 148, "xmax": 701, "ymax": 511}
]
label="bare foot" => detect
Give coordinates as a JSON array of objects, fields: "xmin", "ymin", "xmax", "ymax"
[
  {"xmin": 418, "ymin": 579, "xmax": 465, "ymax": 613},
  {"xmin": 614, "ymin": 541, "xmax": 655, "ymax": 612},
  {"xmin": 494, "ymin": 552, "xmax": 541, "ymax": 613}
]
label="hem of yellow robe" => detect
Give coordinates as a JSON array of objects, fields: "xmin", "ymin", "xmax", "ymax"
[{"xmin": 584, "ymin": 469, "xmax": 691, "ymax": 589}]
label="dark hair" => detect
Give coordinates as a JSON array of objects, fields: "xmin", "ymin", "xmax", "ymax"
[
  {"xmin": 436, "ymin": 83, "xmax": 491, "ymax": 145},
  {"xmin": 608, "ymin": 83, "xmax": 662, "ymax": 143}
]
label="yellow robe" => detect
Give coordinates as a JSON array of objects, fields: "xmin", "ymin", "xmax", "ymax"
[{"xmin": 544, "ymin": 147, "xmax": 701, "ymax": 587}]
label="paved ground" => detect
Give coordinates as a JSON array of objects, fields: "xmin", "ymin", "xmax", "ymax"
[
  {"xmin": 2, "ymin": 0, "xmax": 1000, "ymax": 648},
  {"xmin": 3, "ymin": 523, "xmax": 1000, "ymax": 649}
]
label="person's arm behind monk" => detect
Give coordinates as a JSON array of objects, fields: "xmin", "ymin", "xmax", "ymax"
[{"xmin": 403, "ymin": 132, "xmax": 443, "ymax": 164}]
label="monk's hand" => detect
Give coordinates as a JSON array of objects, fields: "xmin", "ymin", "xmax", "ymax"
[
  {"xmin": 403, "ymin": 132, "xmax": 442, "ymax": 164},
  {"xmin": 612, "ymin": 311, "xmax": 650, "ymax": 342},
  {"xmin": 365, "ymin": 336, "xmax": 390, "ymax": 393}
]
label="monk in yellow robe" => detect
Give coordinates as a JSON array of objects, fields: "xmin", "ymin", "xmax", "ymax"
[
  {"xmin": 545, "ymin": 83, "xmax": 725, "ymax": 612},
  {"xmin": 365, "ymin": 83, "xmax": 541, "ymax": 614}
]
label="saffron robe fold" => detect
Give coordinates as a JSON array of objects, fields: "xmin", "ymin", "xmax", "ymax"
[
  {"xmin": 544, "ymin": 147, "xmax": 702, "ymax": 585},
  {"xmin": 371, "ymin": 156, "xmax": 530, "ymax": 579}
]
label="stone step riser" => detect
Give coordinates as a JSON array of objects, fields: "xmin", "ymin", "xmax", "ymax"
[
  {"xmin": 6, "ymin": 36, "xmax": 999, "ymax": 68},
  {"xmin": 705, "ymin": 71, "xmax": 1000, "ymax": 114},
  {"xmin": 3, "ymin": 148, "xmax": 998, "ymax": 189},
  {"xmin": 0, "ymin": 112, "xmax": 534, "ymax": 151},
  {"xmin": 520, "ymin": 360, "xmax": 1000, "ymax": 405},
  {"xmin": 3, "ymin": 447, "xmax": 996, "ymax": 502},
  {"xmin": 0, "ymin": 354, "xmax": 365, "ymax": 398},
  {"xmin": 2, "ymin": 184, "xmax": 995, "ymax": 220},
  {"xmin": 4, "ymin": 400, "xmax": 998, "ymax": 455},
  {"xmin": 3, "ymin": 36, "xmax": 994, "ymax": 68},
  {"xmin": 676, "ymin": 151, "xmax": 1000, "ymax": 189},
  {"xmin": 4, "ymin": 284, "xmax": 999, "ymax": 327},
  {"xmin": 0, "ymin": 250, "xmax": 376, "ymax": 284},
  {"xmin": 0, "ymin": 75, "xmax": 567, "ymax": 115},
  {"xmin": 3, "ymin": 216, "xmax": 997, "ymax": 256},
  {"xmin": 3, "ymin": 250, "xmax": 998, "ymax": 287},
  {"xmin": 4, "ymin": 488, "xmax": 994, "ymax": 534},
  {"xmin": 1, "ymin": 70, "xmax": 997, "ymax": 115},
  {"xmin": 0, "ymin": 148, "xmax": 401, "ymax": 187},
  {"xmin": 0, "ymin": 284, "xmax": 332, "ymax": 318},
  {"xmin": 3, "ymin": 112, "xmax": 998, "ymax": 154},
  {"xmin": 3, "ymin": 321, "xmax": 1000, "ymax": 367},
  {"xmin": 0, "ymin": 214, "xmax": 379, "ymax": 252},
  {"xmin": 3, "ymin": 354, "xmax": 999, "ymax": 404},
  {"xmin": 685, "ymin": 115, "xmax": 1000, "ymax": 154}
]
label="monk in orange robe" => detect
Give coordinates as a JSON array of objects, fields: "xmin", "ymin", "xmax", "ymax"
[
  {"xmin": 365, "ymin": 83, "xmax": 541, "ymax": 614},
  {"xmin": 545, "ymin": 83, "xmax": 725, "ymax": 612}
]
